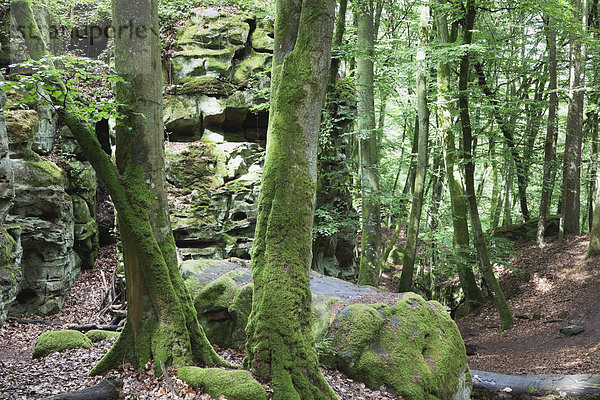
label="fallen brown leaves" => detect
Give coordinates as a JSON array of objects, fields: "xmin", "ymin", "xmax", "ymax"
[{"xmin": 0, "ymin": 244, "xmax": 402, "ymax": 399}]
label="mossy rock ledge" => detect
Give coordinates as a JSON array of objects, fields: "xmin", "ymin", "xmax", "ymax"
[
  {"xmin": 32, "ymin": 329, "xmax": 92, "ymax": 359},
  {"xmin": 177, "ymin": 367, "xmax": 267, "ymax": 400},
  {"xmin": 181, "ymin": 259, "xmax": 472, "ymax": 400}
]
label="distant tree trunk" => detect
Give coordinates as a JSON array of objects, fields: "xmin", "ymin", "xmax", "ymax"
[
  {"xmin": 538, "ymin": 15, "xmax": 558, "ymax": 247},
  {"xmin": 399, "ymin": 4, "xmax": 430, "ymax": 293},
  {"xmin": 11, "ymin": 0, "xmax": 222, "ymax": 374},
  {"xmin": 435, "ymin": 8, "xmax": 483, "ymax": 308},
  {"xmin": 457, "ymin": 0, "xmax": 513, "ymax": 331},
  {"xmin": 243, "ymin": 0, "xmax": 338, "ymax": 398},
  {"xmin": 356, "ymin": 0, "xmax": 382, "ymax": 286},
  {"xmin": 327, "ymin": 0, "xmax": 348, "ymax": 91},
  {"xmin": 474, "ymin": 62, "xmax": 530, "ymax": 221},
  {"xmin": 562, "ymin": 0, "xmax": 589, "ymax": 235}
]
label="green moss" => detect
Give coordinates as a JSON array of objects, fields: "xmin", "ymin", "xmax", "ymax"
[
  {"xmin": 233, "ymin": 50, "xmax": 271, "ymax": 85},
  {"xmin": 85, "ymin": 329, "xmax": 120, "ymax": 343},
  {"xmin": 179, "ymin": 76, "xmax": 237, "ymax": 96},
  {"xmin": 194, "ymin": 273, "xmax": 240, "ymax": 313},
  {"xmin": 5, "ymin": 109, "xmax": 39, "ymax": 144},
  {"xmin": 0, "ymin": 228, "xmax": 18, "ymax": 267},
  {"xmin": 25, "ymin": 159, "xmax": 68, "ymax": 187},
  {"xmin": 327, "ymin": 293, "xmax": 471, "ymax": 399},
  {"xmin": 178, "ymin": 367, "xmax": 267, "ymax": 400},
  {"xmin": 33, "ymin": 330, "xmax": 92, "ymax": 359}
]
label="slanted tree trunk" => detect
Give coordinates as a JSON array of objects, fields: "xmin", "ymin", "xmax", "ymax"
[
  {"xmin": 399, "ymin": 4, "xmax": 430, "ymax": 292},
  {"xmin": 562, "ymin": 0, "xmax": 589, "ymax": 235},
  {"xmin": 538, "ymin": 14, "xmax": 558, "ymax": 247},
  {"xmin": 435, "ymin": 7, "xmax": 483, "ymax": 308},
  {"xmin": 11, "ymin": 0, "xmax": 222, "ymax": 374},
  {"xmin": 356, "ymin": 0, "xmax": 382, "ymax": 286},
  {"xmin": 457, "ymin": 0, "xmax": 513, "ymax": 332},
  {"xmin": 243, "ymin": 0, "xmax": 337, "ymax": 398}
]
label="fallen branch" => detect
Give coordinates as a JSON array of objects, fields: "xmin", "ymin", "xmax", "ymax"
[
  {"xmin": 41, "ymin": 376, "xmax": 122, "ymax": 400},
  {"xmin": 472, "ymin": 370, "xmax": 600, "ymax": 398}
]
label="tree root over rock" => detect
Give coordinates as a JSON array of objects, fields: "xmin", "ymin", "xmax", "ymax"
[{"xmin": 472, "ymin": 370, "xmax": 600, "ymax": 399}]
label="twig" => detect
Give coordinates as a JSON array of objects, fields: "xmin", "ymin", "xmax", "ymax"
[{"xmin": 159, "ymin": 361, "xmax": 179, "ymax": 398}]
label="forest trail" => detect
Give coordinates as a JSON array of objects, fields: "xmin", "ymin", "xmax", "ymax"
[{"xmin": 457, "ymin": 234, "xmax": 600, "ymax": 376}]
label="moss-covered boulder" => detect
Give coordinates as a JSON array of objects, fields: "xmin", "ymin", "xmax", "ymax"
[
  {"xmin": 32, "ymin": 329, "xmax": 92, "ymax": 359},
  {"xmin": 181, "ymin": 260, "xmax": 471, "ymax": 399},
  {"xmin": 177, "ymin": 367, "xmax": 267, "ymax": 400},
  {"xmin": 328, "ymin": 294, "xmax": 471, "ymax": 400},
  {"xmin": 181, "ymin": 260, "xmax": 252, "ymax": 348},
  {"xmin": 85, "ymin": 329, "xmax": 120, "ymax": 343}
]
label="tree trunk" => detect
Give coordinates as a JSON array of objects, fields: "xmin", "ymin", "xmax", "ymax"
[
  {"xmin": 11, "ymin": 0, "xmax": 222, "ymax": 375},
  {"xmin": 538, "ymin": 15, "xmax": 558, "ymax": 247},
  {"xmin": 356, "ymin": 0, "xmax": 382, "ymax": 286},
  {"xmin": 457, "ymin": 0, "xmax": 513, "ymax": 332},
  {"xmin": 435, "ymin": 7, "xmax": 483, "ymax": 308},
  {"xmin": 243, "ymin": 0, "xmax": 337, "ymax": 398},
  {"xmin": 399, "ymin": 4, "xmax": 430, "ymax": 292},
  {"xmin": 562, "ymin": 0, "xmax": 589, "ymax": 234}
]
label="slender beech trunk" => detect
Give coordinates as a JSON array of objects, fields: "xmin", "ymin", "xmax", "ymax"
[
  {"xmin": 562, "ymin": 0, "xmax": 589, "ymax": 235},
  {"xmin": 457, "ymin": 0, "xmax": 513, "ymax": 331},
  {"xmin": 474, "ymin": 62, "xmax": 530, "ymax": 221},
  {"xmin": 11, "ymin": 0, "xmax": 222, "ymax": 374},
  {"xmin": 436, "ymin": 8, "xmax": 482, "ymax": 308},
  {"xmin": 243, "ymin": 0, "xmax": 338, "ymax": 398},
  {"xmin": 398, "ymin": 4, "xmax": 430, "ymax": 292},
  {"xmin": 356, "ymin": 0, "xmax": 382, "ymax": 286},
  {"xmin": 538, "ymin": 16, "xmax": 558, "ymax": 247}
]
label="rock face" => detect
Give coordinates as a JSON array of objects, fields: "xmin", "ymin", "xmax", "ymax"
[
  {"xmin": 2, "ymin": 101, "xmax": 99, "ymax": 316},
  {"xmin": 0, "ymin": 74, "xmax": 22, "ymax": 327},
  {"xmin": 164, "ymin": 7, "xmax": 272, "ymax": 259},
  {"xmin": 180, "ymin": 259, "xmax": 472, "ymax": 399}
]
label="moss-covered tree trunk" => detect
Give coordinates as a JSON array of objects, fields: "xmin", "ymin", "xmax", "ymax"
[
  {"xmin": 356, "ymin": 0, "xmax": 382, "ymax": 286},
  {"xmin": 12, "ymin": 0, "xmax": 221, "ymax": 375},
  {"xmin": 243, "ymin": 0, "xmax": 337, "ymax": 398},
  {"xmin": 398, "ymin": 4, "xmax": 430, "ymax": 292},
  {"xmin": 435, "ymin": 8, "xmax": 483, "ymax": 308},
  {"xmin": 537, "ymin": 14, "xmax": 558, "ymax": 247},
  {"xmin": 457, "ymin": 0, "xmax": 513, "ymax": 332}
]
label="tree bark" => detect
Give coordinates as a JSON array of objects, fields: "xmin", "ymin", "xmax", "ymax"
[
  {"xmin": 435, "ymin": 7, "xmax": 483, "ymax": 308},
  {"xmin": 243, "ymin": 0, "xmax": 337, "ymax": 398},
  {"xmin": 562, "ymin": 0, "xmax": 589, "ymax": 234},
  {"xmin": 11, "ymin": 0, "xmax": 222, "ymax": 375},
  {"xmin": 457, "ymin": 0, "xmax": 513, "ymax": 332},
  {"xmin": 538, "ymin": 14, "xmax": 558, "ymax": 247},
  {"xmin": 356, "ymin": 0, "xmax": 382, "ymax": 286},
  {"xmin": 399, "ymin": 4, "xmax": 430, "ymax": 292}
]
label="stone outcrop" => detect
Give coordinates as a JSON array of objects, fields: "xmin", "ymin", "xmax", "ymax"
[
  {"xmin": 163, "ymin": 7, "xmax": 272, "ymax": 260},
  {"xmin": 2, "ymin": 99, "xmax": 99, "ymax": 316},
  {"xmin": 180, "ymin": 259, "xmax": 472, "ymax": 399},
  {"xmin": 0, "ymin": 73, "xmax": 22, "ymax": 327}
]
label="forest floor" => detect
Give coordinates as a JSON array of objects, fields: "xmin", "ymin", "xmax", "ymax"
[
  {"xmin": 0, "ymin": 245, "xmax": 396, "ymax": 400},
  {"xmin": 1, "ymin": 234, "xmax": 599, "ymax": 399},
  {"xmin": 457, "ymin": 233, "xmax": 600, "ymax": 375}
]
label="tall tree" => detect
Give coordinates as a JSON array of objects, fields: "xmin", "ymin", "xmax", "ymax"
[
  {"xmin": 356, "ymin": 0, "xmax": 382, "ymax": 286},
  {"xmin": 457, "ymin": 0, "xmax": 513, "ymax": 331},
  {"xmin": 398, "ymin": 4, "xmax": 430, "ymax": 292},
  {"xmin": 242, "ymin": 0, "xmax": 338, "ymax": 398},
  {"xmin": 11, "ymin": 0, "xmax": 223, "ymax": 374},
  {"xmin": 562, "ymin": 0, "xmax": 589, "ymax": 235},
  {"xmin": 435, "ymin": 6, "xmax": 483, "ymax": 308},
  {"xmin": 537, "ymin": 14, "xmax": 558, "ymax": 247}
]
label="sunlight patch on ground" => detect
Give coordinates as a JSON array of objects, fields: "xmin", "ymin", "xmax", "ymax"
[{"xmin": 532, "ymin": 273, "xmax": 553, "ymax": 294}]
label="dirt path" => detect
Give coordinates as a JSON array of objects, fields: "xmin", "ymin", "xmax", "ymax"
[{"xmin": 457, "ymin": 234, "xmax": 600, "ymax": 375}]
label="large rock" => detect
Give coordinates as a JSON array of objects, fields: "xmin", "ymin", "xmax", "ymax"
[
  {"xmin": 0, "ymin": 73, "xmax": 13, "ymax": 221},
  {"xmin": 180, "ymin": 259, "xmax": 472, "ymax": 399},
  {"xmin": 0, "ymin": 226, "xmax": 22, "ymax": 326},
  {"xmin": 167, "ymin": 136, "xmax": 262, "ymax": 260},
  {"xmin": 6, "ymin": 157, "xmax": 80, "ymax": 315}
]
